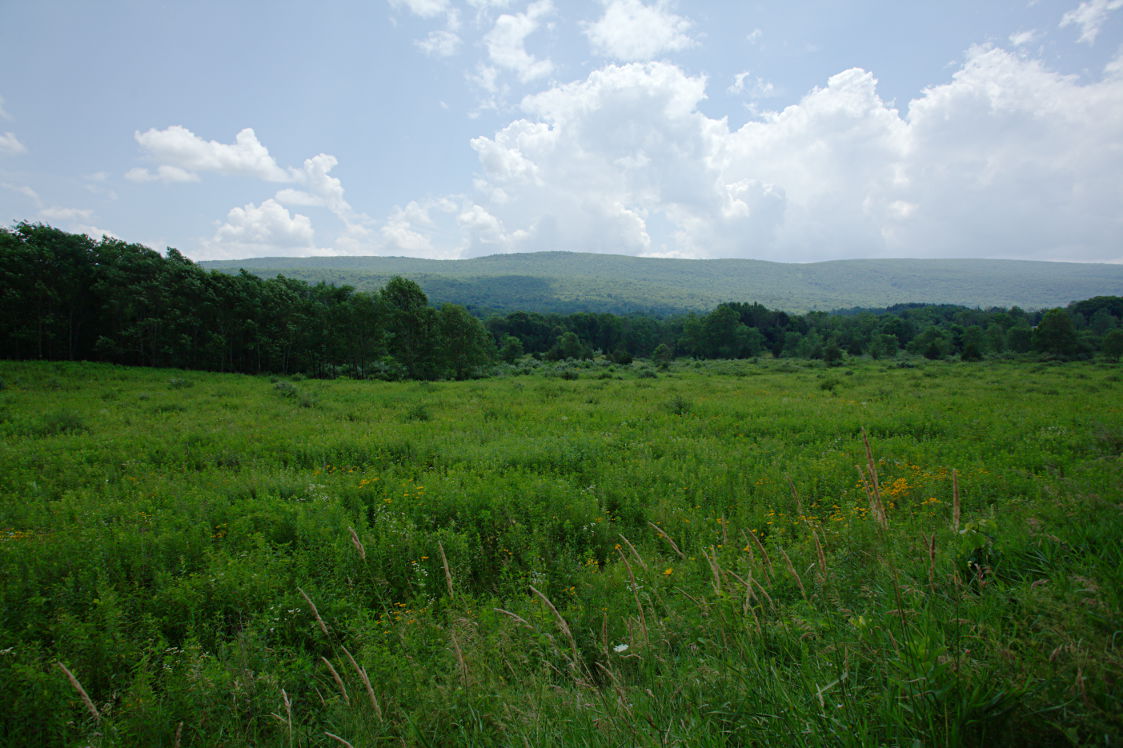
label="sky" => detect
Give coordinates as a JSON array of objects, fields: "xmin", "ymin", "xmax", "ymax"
[{"xmin": 1, "ymin": 0, "xmax": 1122, "ymax": 264}]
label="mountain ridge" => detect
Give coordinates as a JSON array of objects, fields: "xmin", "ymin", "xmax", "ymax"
[{"xmin": 201, "ymin": 252, "xmax": 1123, "ymax": 315}]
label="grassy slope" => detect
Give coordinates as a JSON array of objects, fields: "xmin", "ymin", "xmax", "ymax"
[
  {"xmin": 0, "ymin": 359, "xmax": 1121, "ymax": 745},
  {"xmin": 202, "ymin": 253, "xmax": 1123, "ymax": 314}
]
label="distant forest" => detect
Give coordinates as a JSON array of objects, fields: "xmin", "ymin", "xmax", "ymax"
[{"xmin": 3, "ymin": 223, "xmax": 1122, "ymax": 379}]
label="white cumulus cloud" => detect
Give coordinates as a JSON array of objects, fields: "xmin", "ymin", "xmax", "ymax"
[
  {"xmin": 584, "ymin": 0, "xmax": 696, "ymax": 61},
  {"xmin": 203, "ymin": 198, "xmax": 316, "ymax": 259},
  {"xmin": 379, "ymin": 46, "xmax": 1123, "ymax": 263},
  {"xmin": 484, "ymin": 0, "xmax": 555, "ymax": 83},
  {"xmin": 276, "ymin": 154, "xmax": 351, "ymax": 216},
  {"xmin": 132, "ymin": 126, "xmax": 290, "ymax": 182}
]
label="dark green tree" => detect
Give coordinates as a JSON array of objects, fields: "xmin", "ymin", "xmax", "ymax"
[
  {"xmin": 381, "ymin": 276, "xmax": 440, "ymax": 378},
  {"xmin": 1100, "ymin": 329, "xmax": 1123, "ymax": 362},
  {"xmin": 551, "ymin": 331, "xmax": 592, "ymax": 361},
  {"xmin": 1033, "ymin": 309, "xmax": 1079, "ymax": 358},
  {"xmin": 437, "ymin": 303, "xmax": 495, "ymax": 379},
  {"xmin": 499, "ymin": 335, "xmax": 525, "ymax": 363}
]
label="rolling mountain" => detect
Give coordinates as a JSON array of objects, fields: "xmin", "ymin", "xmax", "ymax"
[{"xmin": 202, "ymin": 253, "xmax": 1123, "ymax": 315}]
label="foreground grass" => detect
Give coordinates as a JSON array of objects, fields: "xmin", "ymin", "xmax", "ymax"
[{"xmin": 0, "ymin": 358, "xmax": 1120, "ymax": 746}]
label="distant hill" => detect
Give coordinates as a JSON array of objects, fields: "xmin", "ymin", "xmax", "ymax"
[{"xmin": 201, "ymin": 253, "xmax": 1123, "ymax": 315}]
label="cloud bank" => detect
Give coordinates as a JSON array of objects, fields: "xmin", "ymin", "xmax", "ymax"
[{"xmin": 378, "ymin": 46, "xmax": 1123, "ymax": 263}]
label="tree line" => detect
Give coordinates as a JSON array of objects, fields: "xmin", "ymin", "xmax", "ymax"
[
  {"xmin": 497, "ymin": 297, "xmax": 1123, "ymax": 364},
  {"xmin": 0, "ymin": 223, "xmax": 493, "ymax": 379},
  {"xmin": 2, "ymin": 223, "xmax": 1121, "ymax": 379}
]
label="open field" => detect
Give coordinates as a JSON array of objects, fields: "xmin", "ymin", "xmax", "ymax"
[{"xmin": 1, "ymin": 358, "xmax": 1121, "ymax": 745}]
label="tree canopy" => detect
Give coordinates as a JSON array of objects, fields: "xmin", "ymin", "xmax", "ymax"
[{"xmin": 3, "ymin": 223, "xmax": 1120, "ymax": 377}]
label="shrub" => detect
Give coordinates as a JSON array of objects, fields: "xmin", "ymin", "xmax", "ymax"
[
  {"xmin": 665, "ymin": 394, "xmax": 692, "ymax": 415},
  {"xmin": 404, "ymin": 404, "xmax": 431, "ymax": 422},
  {"xmin": 37, "ymin": 410, "xmax": 89, "ymax": 436}
]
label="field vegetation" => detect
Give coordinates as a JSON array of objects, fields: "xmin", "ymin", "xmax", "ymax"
[{"xmin": 1, "ymin": 358, "xmax": 1120, "ymax": 745}]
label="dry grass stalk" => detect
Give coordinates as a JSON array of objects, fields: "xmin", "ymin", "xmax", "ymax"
[
  {"xmin": 529, "ymin": 585, "xmax": 580, "ymax": 664},
  {"xmin": 341, "ymin": 645, "xmax": 383, "ymax": 722},
  {"xmin": 787, "ymin": 477, "xmax": 805, "ymax": 517},
  {"xmin": 174, "ymin": 721, "xmax": 183, "ymax": 748},
  {"xmin": 778, "ymin": 546, "xmax": 807, "ymax": 601},
  {"xmin": 451, "ymin": 629, "xmax": 469, "ymax": 687},
  {"xmin": 855, "ymin": 465, "xmax": 889, "ymax": 532},
  {"xmin": 56, "ymin": 662, "xmax": 100, "ymax": 723},
  {"xmin": 281, "ymin": 688, "xmax": 293, "ymax": 745},
  {"xmin": 925, "ymin": 533, "xmax": 937, "ymax": 592},
  {"xmin": 725, "ymin": 568, "xmax": 762, "ymax": 632},
  {"xmin": 348, "ymin": 526, "xmax": 366, "ymax": 560},
  {"xmin": 495, "ymin": 607, "xmax": 534, "ymax": 629},
  {"xmin": 322, "ymin": 656, "xmax": 350, "ymax": 704},
  {"xmin": 860, "ymin": 429, "xmax": 889, "ymax": 530},
  {"xmin": 617, "ymin": 534, "xmax": 649, "ymax": 572},
  {"xmin": 751, "ymin": 574, "xmax": 775, "ymax": 610},
  {"xmin": 438, "ymin": 540, "xmax": 455, "ymax": 599},
  {"xmin": 702, "ymin": 546, "xmax": 723, "ymax": 596},
  {"xmin": 595, "ymin": 662, "xmax": 634, "ymax": 715},
  {"xmin": 811, "ymin": 529, "xmax": 828, "ymax": 582},
  {"xmin": 952, "ymin": 469, "xmax": 961, "ymax": 533},
  {"xmin": 647, "ymin": 521, "xmax": 685, "ymax": 559},
  {"xmin": 741, "ymin": 529, "xmax": 774, "ymax": 581},
  {"xmin": 324, "ymin": 732, "xmax": 355, "ymax": 748},
  {"xmin": 298, "ymin": 587, "xmax": 330, "ymax": 637},
  {"xmin": 617, "ymin": 548, "xmax": 649, "ymax": 645}
]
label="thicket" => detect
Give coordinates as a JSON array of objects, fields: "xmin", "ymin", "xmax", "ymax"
[{"xmin": 4, "ymin": 223, "xmax": 1121, "ymax": 381}]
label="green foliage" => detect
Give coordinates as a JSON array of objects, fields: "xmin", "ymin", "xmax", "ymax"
[
  {"xmin": 1103, "ymin": 329, "xmax": 1123, "ymax": 361},
  {"xmin": 8, "ymin": 224, "xmax": 1123, "ymax": 374},
  {"xmin": 0, "ymin": 360, "xmax": 1121, "ymax": 744},
  {"xmin": 1034, "ymin": 308, "xmax": 1080, "ymax": 358},
  {"xmin": 0, "ymin": 224, "xmax": 497, "ymax": 380}
]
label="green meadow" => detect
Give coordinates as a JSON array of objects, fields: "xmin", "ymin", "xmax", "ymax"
[{"xmin": 1, "ymin": 358, "xmax": 1120, "ymax": 746}]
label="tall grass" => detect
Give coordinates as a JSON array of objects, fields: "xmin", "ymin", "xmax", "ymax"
[{"xmin": 0, "ymin": 358, "xmax": 1120, "ymax": 745}]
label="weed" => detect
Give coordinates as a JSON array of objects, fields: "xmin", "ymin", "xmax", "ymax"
[
  {"xmin": 403, "ymin": 404, "xmax": 431, "ymax": 422},
  {"xmin": 36, "ymin": 409, "xmax": 89, "ymax": 436},
  {"xmin": 665, "ymin": 394, "xmax": 692, "ymax": 415},
  {"xmin": 274, "ymin": 381, "xmax": 298, "ymax": 398}
]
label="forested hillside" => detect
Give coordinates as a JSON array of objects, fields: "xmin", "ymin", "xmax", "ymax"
[
  {"xmin": 3, "ymin": 223, "xmax": 1122, "ymax": 379},
  {"xmin": 203, "ymin": 252, "xmax": 1123, "ymax": 315}
]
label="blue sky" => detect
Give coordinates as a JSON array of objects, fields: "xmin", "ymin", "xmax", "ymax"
[{"xmin": 1, "ymin": 0, "xmax": 1121, "ymax": 262}]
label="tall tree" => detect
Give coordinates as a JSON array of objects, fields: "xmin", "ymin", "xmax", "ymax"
[
  {"xmin": 381, "ymin": 276, "xmax": 440, "ymax": 379},
  {"xmin": 1033, "ymin": 309, "xmax": 1079, "ymax": 358}
]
